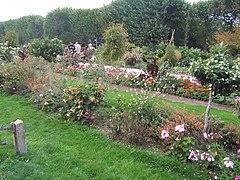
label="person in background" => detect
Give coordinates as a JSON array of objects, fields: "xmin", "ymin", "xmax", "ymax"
[
  {"xmin": 75, "ymin": 42, "xmax": 81, "ymax": 55},
  {"xmin": 68, "ymin": 42, "xmax": 76, "ymax": 56},
  {"xmin": 87, "ymin": 43, "xmax": 96, "ymax": 62}
]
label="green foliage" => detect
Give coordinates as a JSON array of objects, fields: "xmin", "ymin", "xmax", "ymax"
[
  {"xmin": 162, "ymin": 44, "xmax": 179, "ymax": 67},
  {"xmin": 29, "ymin": 38, "xmax": 64, "ymax": 62},
  {"xmin": 105, "ymin": 0, "xmax": 170, "ymax": 46},
  {"xmin": 163, "ymin": 0, "xmax": 188, "ymax": 46},
  {"xmin": 178, "ymin": 47, "xmax": 209, "ymax": 67},
  {"xmin": 0, "ymin": 15, "xmax": 44, "ymax": 45},
  {"xmin": 190, "ymin": 44, "xmax": 240, "ymax": 95},
  {"xmin": 101, "ymin": 23, "xmax": 128, "ymax": 64},
  {"xmin": 0, "ymin": 41, "xmax": 17, "ymax": 62},
  {"xmin": 44, "ymin": 8, "xmax": 75, "ymax": 44},
  {"xmin": 168, "ymin": 137, "xmax": 196, "ymax": 162},
  {"xmin": 60, "ymin": 79, "xmax": 105, "ymax": 125},
  {"xmin": 4, "ymin": 31, "xmax": 18, "ymax": 47},
  {"xmin": 124, "ymin": 47, "xmax": 142, "ymax": 66}
]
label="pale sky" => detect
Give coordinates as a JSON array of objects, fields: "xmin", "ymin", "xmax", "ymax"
[{"xmin": 0, "ymin": 0, "xmax": 201, "ymax": 22}]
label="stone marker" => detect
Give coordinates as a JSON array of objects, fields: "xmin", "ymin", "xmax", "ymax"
[{"xmin": 11, "ymin": 119, "xmax": 27, "ymax": 154}]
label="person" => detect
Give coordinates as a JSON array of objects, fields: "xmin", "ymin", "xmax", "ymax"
[
  {"xmin": 75, "ymin": 42, "xmax": 81, "ymax": 55},
  {"xmin": 86, "ymin": 43, "xmax": 96, "ymax": 62},
  {"xmin": 68, "ymin": 42, "xmax": 76, "ymax": 56}
]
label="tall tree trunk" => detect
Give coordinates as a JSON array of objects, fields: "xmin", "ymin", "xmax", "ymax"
[{"xmin": 203, "ymin": 88, "xmax": 213, "ymax": 133}]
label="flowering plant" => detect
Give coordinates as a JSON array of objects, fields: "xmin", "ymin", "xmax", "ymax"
[{"xmin": 60, "ymin": 78, "xmax": 105, "ymax": 125}]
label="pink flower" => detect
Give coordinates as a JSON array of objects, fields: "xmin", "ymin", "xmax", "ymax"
[
  {"xmin": 224, "ymin": 157, "xmax": 234, "ymax": 168},
  {"xmin": 85, "ymin": 110, "xmax": 89, "ymax": 115},
  {"xmin": 237, "ymin": 149, "xmax": 240, "ymax": 153},
  {"xmin": 234, "ymin": 96, "xmax": 240, "ymax": 103},
  {"xmin": 161, "ymin": 130, "xmax": 169, "ymax": 139},
  {"xmin": 235, "ymin": 175, "xmax": 239, "ymax": 180},
  {"xmin": 188, "ymin": 149, "xmax": 199, "ymax": 161},
  {"xmin": 175, "ymin": 124, "xmax": 185, "ymax": 133}
]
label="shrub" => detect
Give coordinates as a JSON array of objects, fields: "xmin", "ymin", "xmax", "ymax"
[
  {"xmin": 190, "ymin": 44, "xmax": 240, "ymax": 95},
  {"xmin": 0, "ymin": 57, "xmax": 51, "ymax": 95},
  {"xmin": 60, "ymin": 78, "xmax": 105, "ymax": 125},
  {"xmin": 178, "ymin": 47, "xmax": 209, "ymax": 67},
  {"xmin": 124, "ymin": 47, "xmax": 142, "ymax": 66},
  {"xmin": 29, "ymin": 38, "xmax": 64, "ymax": 62},
  {"xmin": 32, "ymin": 85, "xmax": 65, "ymax": 113},
  {"xmin": 4, "ymin": 31, "xmax": 18, "ymax": 47},
  {"xmin": 215, "ymin": 26, "xmax": 240, "ymax": 55},
  {"xmin": 111, "ymin": 92, "xmax": 162, "ymax": 145},
  {"xmin": 162, "ymin": 44, "xmax": 180, "ymax": 67},
  {"xmin": 0, "ymin": 41, "xmax": 17, "ymax": 62},
  {"xmin": 176, "ymin": 79, "xmax": 210, "ymax": 100},
  {"xmin": 101, "ymin": 23, "xmax": 128, "ymax": 64}
]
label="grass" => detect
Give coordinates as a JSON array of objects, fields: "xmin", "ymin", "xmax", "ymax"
[
  {"xmin": 0, "ymin": 94, "xmax": 207, "ymax": 179},
  {"xmin": 105, "ymin": 88, "xmax": 239, "ymax": 125}
]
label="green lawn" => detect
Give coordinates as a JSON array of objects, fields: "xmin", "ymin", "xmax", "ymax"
[{"xmin": 0, "ymin": 94, "xmax": 207, "ymax": 179}]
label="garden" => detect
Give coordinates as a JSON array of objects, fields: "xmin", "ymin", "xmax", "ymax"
[{"xmin": 0, "ymin": 0, "xmax": 240, "ymax": 179}]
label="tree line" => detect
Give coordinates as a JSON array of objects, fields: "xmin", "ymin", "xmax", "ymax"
[{"xmin": 0, "ymin": 0, "xmax": 239, "ymax": 49}]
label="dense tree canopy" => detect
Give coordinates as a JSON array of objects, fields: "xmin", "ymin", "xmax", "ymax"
[
  {"xmin": 0, "ymin": 15, "xmax": 44, "ymax": 45},
  {"xmin": 0, "ymin": 0, "xmax": 239, "ymax": 49}
]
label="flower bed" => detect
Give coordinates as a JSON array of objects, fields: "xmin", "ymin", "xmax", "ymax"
[{"xmin": 54, "ymin": 62, "xmax": 239, "ymax": 107}]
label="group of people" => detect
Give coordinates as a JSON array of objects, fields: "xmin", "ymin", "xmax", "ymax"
[{"xmin": 67, "ymin": 42, "xmax": 96, "ymax": 62}]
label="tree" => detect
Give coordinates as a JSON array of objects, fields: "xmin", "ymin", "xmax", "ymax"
[
  {"xmin": 215, "ymin": 26, "xmax": 240, "ymax": 55},
  {"xmin": 102, "ymin": 23, "xmax": 128, "ymax": 64},
  {"xmin": 188, "ymin": 1, "xmax": 218, "ymax": 50},
  {"xmin": 163, "ymin": 0, "xmax": 188, "ymax": 46},
  {"xmin": 209, "ymin": 0, "xmax": 240, "ymax": 32},
  {"xmin": 44, "ymin": 8, "xmax": 75, "ymax": 44}
]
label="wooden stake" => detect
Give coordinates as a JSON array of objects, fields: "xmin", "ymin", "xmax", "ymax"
[{"xmin": 11, "ymin": 120, "xmax": 27, "ymax": 154}]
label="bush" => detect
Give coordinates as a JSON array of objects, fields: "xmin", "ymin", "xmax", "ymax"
[
  {"xmin": 178, "ymin": 47, "xmax": 209, "ymax": 67},
  {"xmin": 190, "ymin": 44, "xmax": 240, "ymax": 95},
  {"xmin": 162, "ymin": 44, "xmax": 180, "ymax": 67},
  {"xmin": 60, "ymin": 78, "xmax": 105, "ymax": 125},
  {"xmin": 0, "ymin": 41, "xmax": 17, "ymax": 62},
  {"xmin": 29, "ymin": 38, "xmax": 64, "ymax": 62},
  {"xmin": 4, "ymin": 31, "xmax": 18, "ymax": 47},
  {"xmin": 124, "ymin": 47, "xmax": 142, "ymax": 66},
  {"xmin": 0, "ymin": 57, "xmax": 51, "ymax": 95},
  {"xmin": 111, "ymin": 92, "xmax": 163, "ymax": 145},
  {"xmin": 101, "ymin": 23, "xmax": 128, "ymax": 64},
  {"xmin": 215, "ymin": 26, "xmax": 240, "ymax": 55}
]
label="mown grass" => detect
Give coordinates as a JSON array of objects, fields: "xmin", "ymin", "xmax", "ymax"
[
  {"xmin": 0, "ymin": 94, "xmax": 207, "ymax": 179},
  {"xmin": 105, "ymin": 88, "xmax": 239, "ymax": 125}
]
